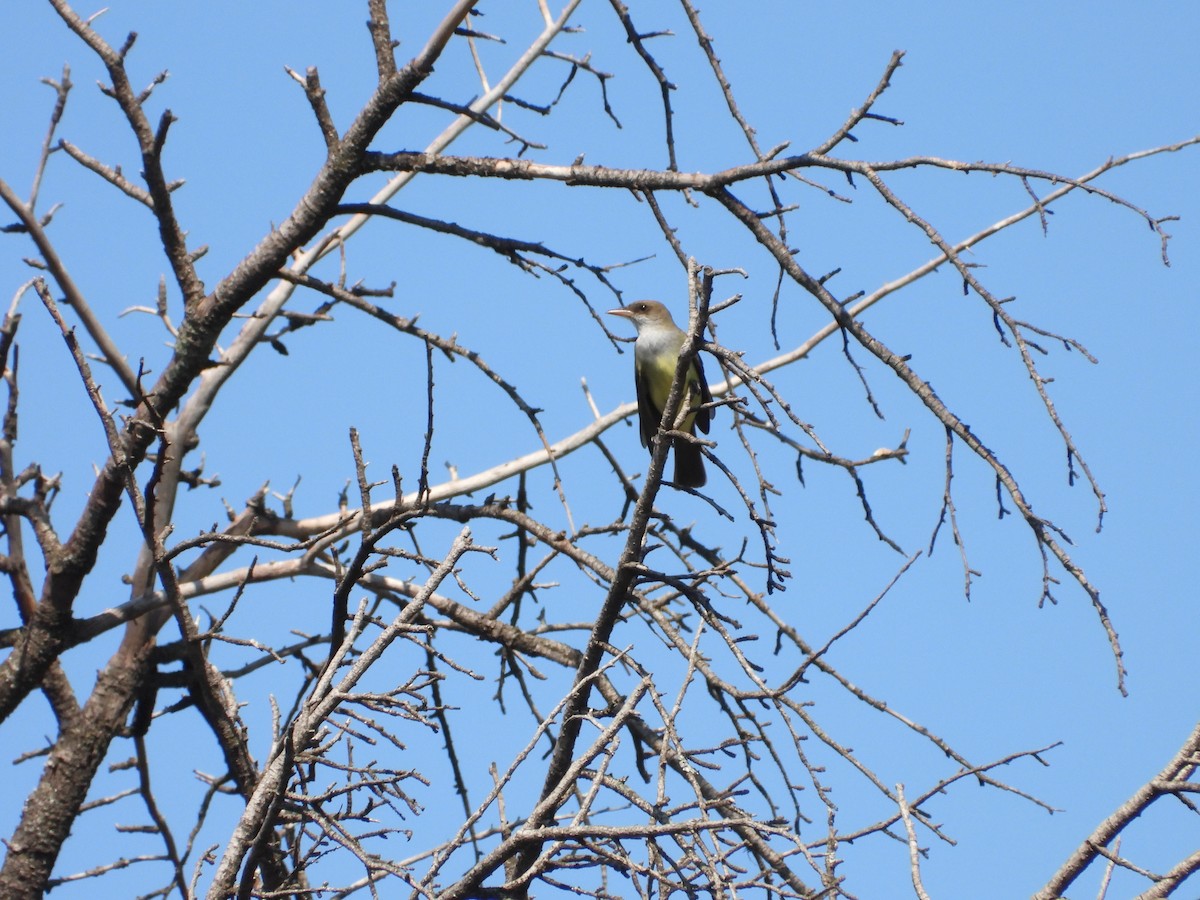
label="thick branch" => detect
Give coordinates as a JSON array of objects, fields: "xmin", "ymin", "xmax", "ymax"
[{"xmin": 1034, "ymin": 718, "xmax": 1200, "ymax": 899}]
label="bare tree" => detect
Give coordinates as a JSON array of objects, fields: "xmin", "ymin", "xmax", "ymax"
[{"xmin": 1, "ymin": 2, "xmax": 1197, "ymax": 898}]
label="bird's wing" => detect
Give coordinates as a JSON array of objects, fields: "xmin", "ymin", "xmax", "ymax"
[
  {"xmin": 633, "ymin": 359, "xmax": 659, "ymax": 449},
  {"xmin": 693, "ymin": 351, "xmax": 713, "ymax": 434}
]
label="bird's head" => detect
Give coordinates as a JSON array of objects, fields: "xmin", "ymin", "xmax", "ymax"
[{"xmin": 607, "ymin": 300, "xmax": 677, "ymax": 333}]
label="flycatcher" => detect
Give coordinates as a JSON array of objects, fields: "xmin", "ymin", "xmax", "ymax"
[{"xmin": 608, "ymin": 300, "xmax": 712, "ymax": 488}]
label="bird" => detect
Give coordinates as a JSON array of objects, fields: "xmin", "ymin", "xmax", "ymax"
[{"xmin": 608, "ymin": 300, "xmax": 712, "ymax": 488}]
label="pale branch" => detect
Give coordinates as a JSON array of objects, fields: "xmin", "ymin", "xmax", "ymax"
[
  {"xmin": 363, "ymin": 148, "xmax": 821, "ymax": 187},
  {"xmin": 886, "ymin": 787, "xmax": 927, "ymax": 900},
  {"xmin": 927, "ymin": 426, "xmax": 979, "ymax": 599}
]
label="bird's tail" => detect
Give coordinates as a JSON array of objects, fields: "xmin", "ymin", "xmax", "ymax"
[{"xmin": 672, "ymin": 438, "xmax": 706, "ymax": 488}]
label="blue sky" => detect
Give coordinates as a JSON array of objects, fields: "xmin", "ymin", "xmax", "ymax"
[{"xmin": 2, "ymin": 2, "xmax": 1198, "ymax": 897}]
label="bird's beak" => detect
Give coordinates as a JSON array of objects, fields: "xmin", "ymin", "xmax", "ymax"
[{"xmin": 607, "ymin": 308, "xmax": 633, "ymax": 319}]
